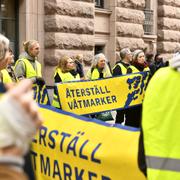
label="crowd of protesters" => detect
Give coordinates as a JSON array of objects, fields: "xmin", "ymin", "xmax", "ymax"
[
  {"xmin": 0, "ymin": 34, "xmax": 171, "ymax": 129},
  {"xmin": 1, "ymin": 32, "xmax": 180, "ymax": 180}
]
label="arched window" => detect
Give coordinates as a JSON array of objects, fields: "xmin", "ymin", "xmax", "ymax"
[{"xmin": 0, "ymin": 0, "xmax": 18, "ymax": 57}]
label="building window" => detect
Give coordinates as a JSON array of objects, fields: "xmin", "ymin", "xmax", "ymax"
[
  {"xmin": 95, "ymin": 45, "xmax": 105, "ymax": 55},
  {"xmin": 95, "ymin": 0, "xmax": 104, "ymax": 8},
  {"xmin": 143, "ymin": 9, "xmax": 154, "ymax": 35},
  {"xmin": 0, "ymin": 0, "xmax": 18, "ymax": 57}
]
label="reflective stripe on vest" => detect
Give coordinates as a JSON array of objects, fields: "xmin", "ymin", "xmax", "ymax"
[
  {"xmin": 16, "ymin": 58, "xmax": 42, "ymax": 78},
  {"xmin": 113, "ymin": 63, "xmax": 127, "ymax": 75},
  {"xmin": 143, "ymin": 67, "xmax": 180, "ymax": 179},
  {"xmin": 146, "ymin": 155, "xmax": 180, "ymax": 172},
  {"xmin": 1, "ymin": 69, "xmax": 12, "ymax": 83}
]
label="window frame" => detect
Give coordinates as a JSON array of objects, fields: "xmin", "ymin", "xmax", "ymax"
[
  {"xmin": 0, "ymin": 0, "xmax": 19, "ymax": 59},
  {"xmin": 95, "ymin": 0, "xmax": 104, "ymax": 8}
]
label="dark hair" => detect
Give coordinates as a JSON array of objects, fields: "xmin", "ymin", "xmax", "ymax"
[
  {"xmin": 146, "ymin": 53, "xmax": 154, "ymax": 63},
  {"xmin": 154, "ymin": 53, "xmax": 161, "ymax": 62}
]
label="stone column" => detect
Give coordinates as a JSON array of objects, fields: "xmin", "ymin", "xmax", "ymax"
[
  {"xmin": 109, "ymin": 0, "xmax": 116, "ymax": 66},
  {"xmin": 157, "ymin": 0, "xmax": 180, "ymax": 59},
  {"xmin": 116, "ymin": 0, "xmax": 145, "ymax": 53},
  {"xmin": 18, "ymin": 0, "xmax": 44, "ymax": 67},
  {"xmin": 44, "ymin": 0, "xmax": 94, "ymax": 85}
]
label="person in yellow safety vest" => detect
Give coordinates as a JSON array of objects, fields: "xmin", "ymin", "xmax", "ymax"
[
  {"xmin": 0, "ymin": 33, "xmax": 43, "ymax": 180},
  {"xmin": 113, "ymin": 48, "xmax": 132, "ymax": 75},
  {"xmin": 14, "ymin": 40, "xmax": 44, "ymax": 86},
  {"xmin": 112, "ymin": 48, "xmax": 132, "ymax": 124},
  {"xmin": 86, "ymin": 53, "xmax": 112, "ymax": 80},
  {"xmin": 52, "ymin": 56, "xmax": 80, "ymax": 108},
  {"xmin": 141, "ymin": 54, "xmax": 180, "ymax": 180},
  {"xmin": 0, "ymin": 35, "xmax": 11, "ymax": 83},
  {"xmin": 126, "ymin": 49, "xmax": 150, "ymax": 128},
  {"xmin": 1, "ymin": 48, "xmax": 18, "ymax": 83},
  {"xmin": 14, "ymin": 40, "xmax": 44, "ymax": 179},
  {"xmin": 86, "ymin": 53, "xmax": 112, "ymax": 120}
]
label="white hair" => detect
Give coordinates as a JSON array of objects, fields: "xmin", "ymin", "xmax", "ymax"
[
  {"xmin": 0, "ymin": 34, "xmax": 9, "ymax": 61},
  {"xmin": 132, "ymin": 49, "xmax": 144, "ymax": 61},
  {"xmin": 91, "ymin": 53, "xmax": 110, "ymax": 73},
  {"xmin": 92, "ymin": 53, "xmax": 108, "ymax": 66}
]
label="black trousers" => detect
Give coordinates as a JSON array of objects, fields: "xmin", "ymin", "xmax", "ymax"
[
  {"xmin": 125, "ymin": 105, "xmax": 142, "ymax": 128},
  {"xmin": 116, "ymin": 105, "xmax": 142, "ymax": 128},
  {"xmin": 138, "ymin": 129, "xmax": 147, "ymax": 177},
  {"xmin": 24, "ymin": 151, "xmax": 35, "ymax": 180}
]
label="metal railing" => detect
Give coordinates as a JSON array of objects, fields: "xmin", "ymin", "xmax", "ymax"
[{"xmin": 143, "ymin": 9, "xmax": 154, "ymax": 35}]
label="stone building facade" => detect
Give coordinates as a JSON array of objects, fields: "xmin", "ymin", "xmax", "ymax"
[
  {"xmin": 44, "ymin": 0, "xmax": 95, "ymax": 84},
  {"xmin": 0, "ymin": 0, "xmax": 180, "ymax": 84},
  {"xmin": 157, "ymin": 0, "xmax": 180, "ymax": 58}
]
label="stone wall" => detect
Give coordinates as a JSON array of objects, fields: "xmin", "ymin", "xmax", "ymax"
[
  {"xmin": 43, "ymin": 0, "xmax": 180, "ymax": 84},
  {"xmin": 44, "ymin": 0, "xmax": 94, "ymax": 84},
  {"xmin": 157, "ymin": 0, "xmax": 180, "ymax": 58},
  {"xmin": 116, "ymin": 0, "xmax": 146, "ymax": 54}
]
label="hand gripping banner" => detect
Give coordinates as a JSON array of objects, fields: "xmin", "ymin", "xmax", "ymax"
[
  {"xmin": 55, "ymin": 71, "xmax": 149, "ymax": 115},
  {"xmin": 31, "ymin": 105, "xmax": 145, "ymax": 180}
]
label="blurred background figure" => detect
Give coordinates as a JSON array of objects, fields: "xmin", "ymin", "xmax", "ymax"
[
  {"xmin": 145, "ymin": 52, "xmax": 156, "ymax": 76},
  {"xmin": 86, "ymin": 53, "xmax": 112, "ymax": 80},
  {"xmin": 171, "ymin": 53, "xmax": 180, "ymax": 71},
  {"xmin": 74, "ymin": 54, "xmax": 85, "ymax": 80},
  {"xmin": 52, "ymin": 55, "xmax": 80, "ymax": 108},
  {"xmin": 154, "ymin": 53, "xmax": 169, "ymax": 71},
  {"xmin": 173, "ymin": 46, "xmax": 180, "ymax": 58}
]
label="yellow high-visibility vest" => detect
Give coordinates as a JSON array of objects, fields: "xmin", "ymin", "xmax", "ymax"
[
  {"xmin": 1, "ymin": 69, "xmax": 12, "ymax": 83},
  {"xmin": 128, "ymin": 65, "xmax": 150, "ymax": 73},
  {"xmin": 142, "ymin": 67, "xmax": 180, "ymax": 179},
  {"xmin": 52, "ymin": 68, "xmax": 80, "ymax": 108},
  {"xmin": 15, "ymin": 58, "xmax": 42, "ymax": 78},
  {"xmin": 112, "ymin": 63, "xmax": 127, "ymax": 75},
  {"xmin": 91, "ymin": 68, "xmax": 111, "ymax": 80}
]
